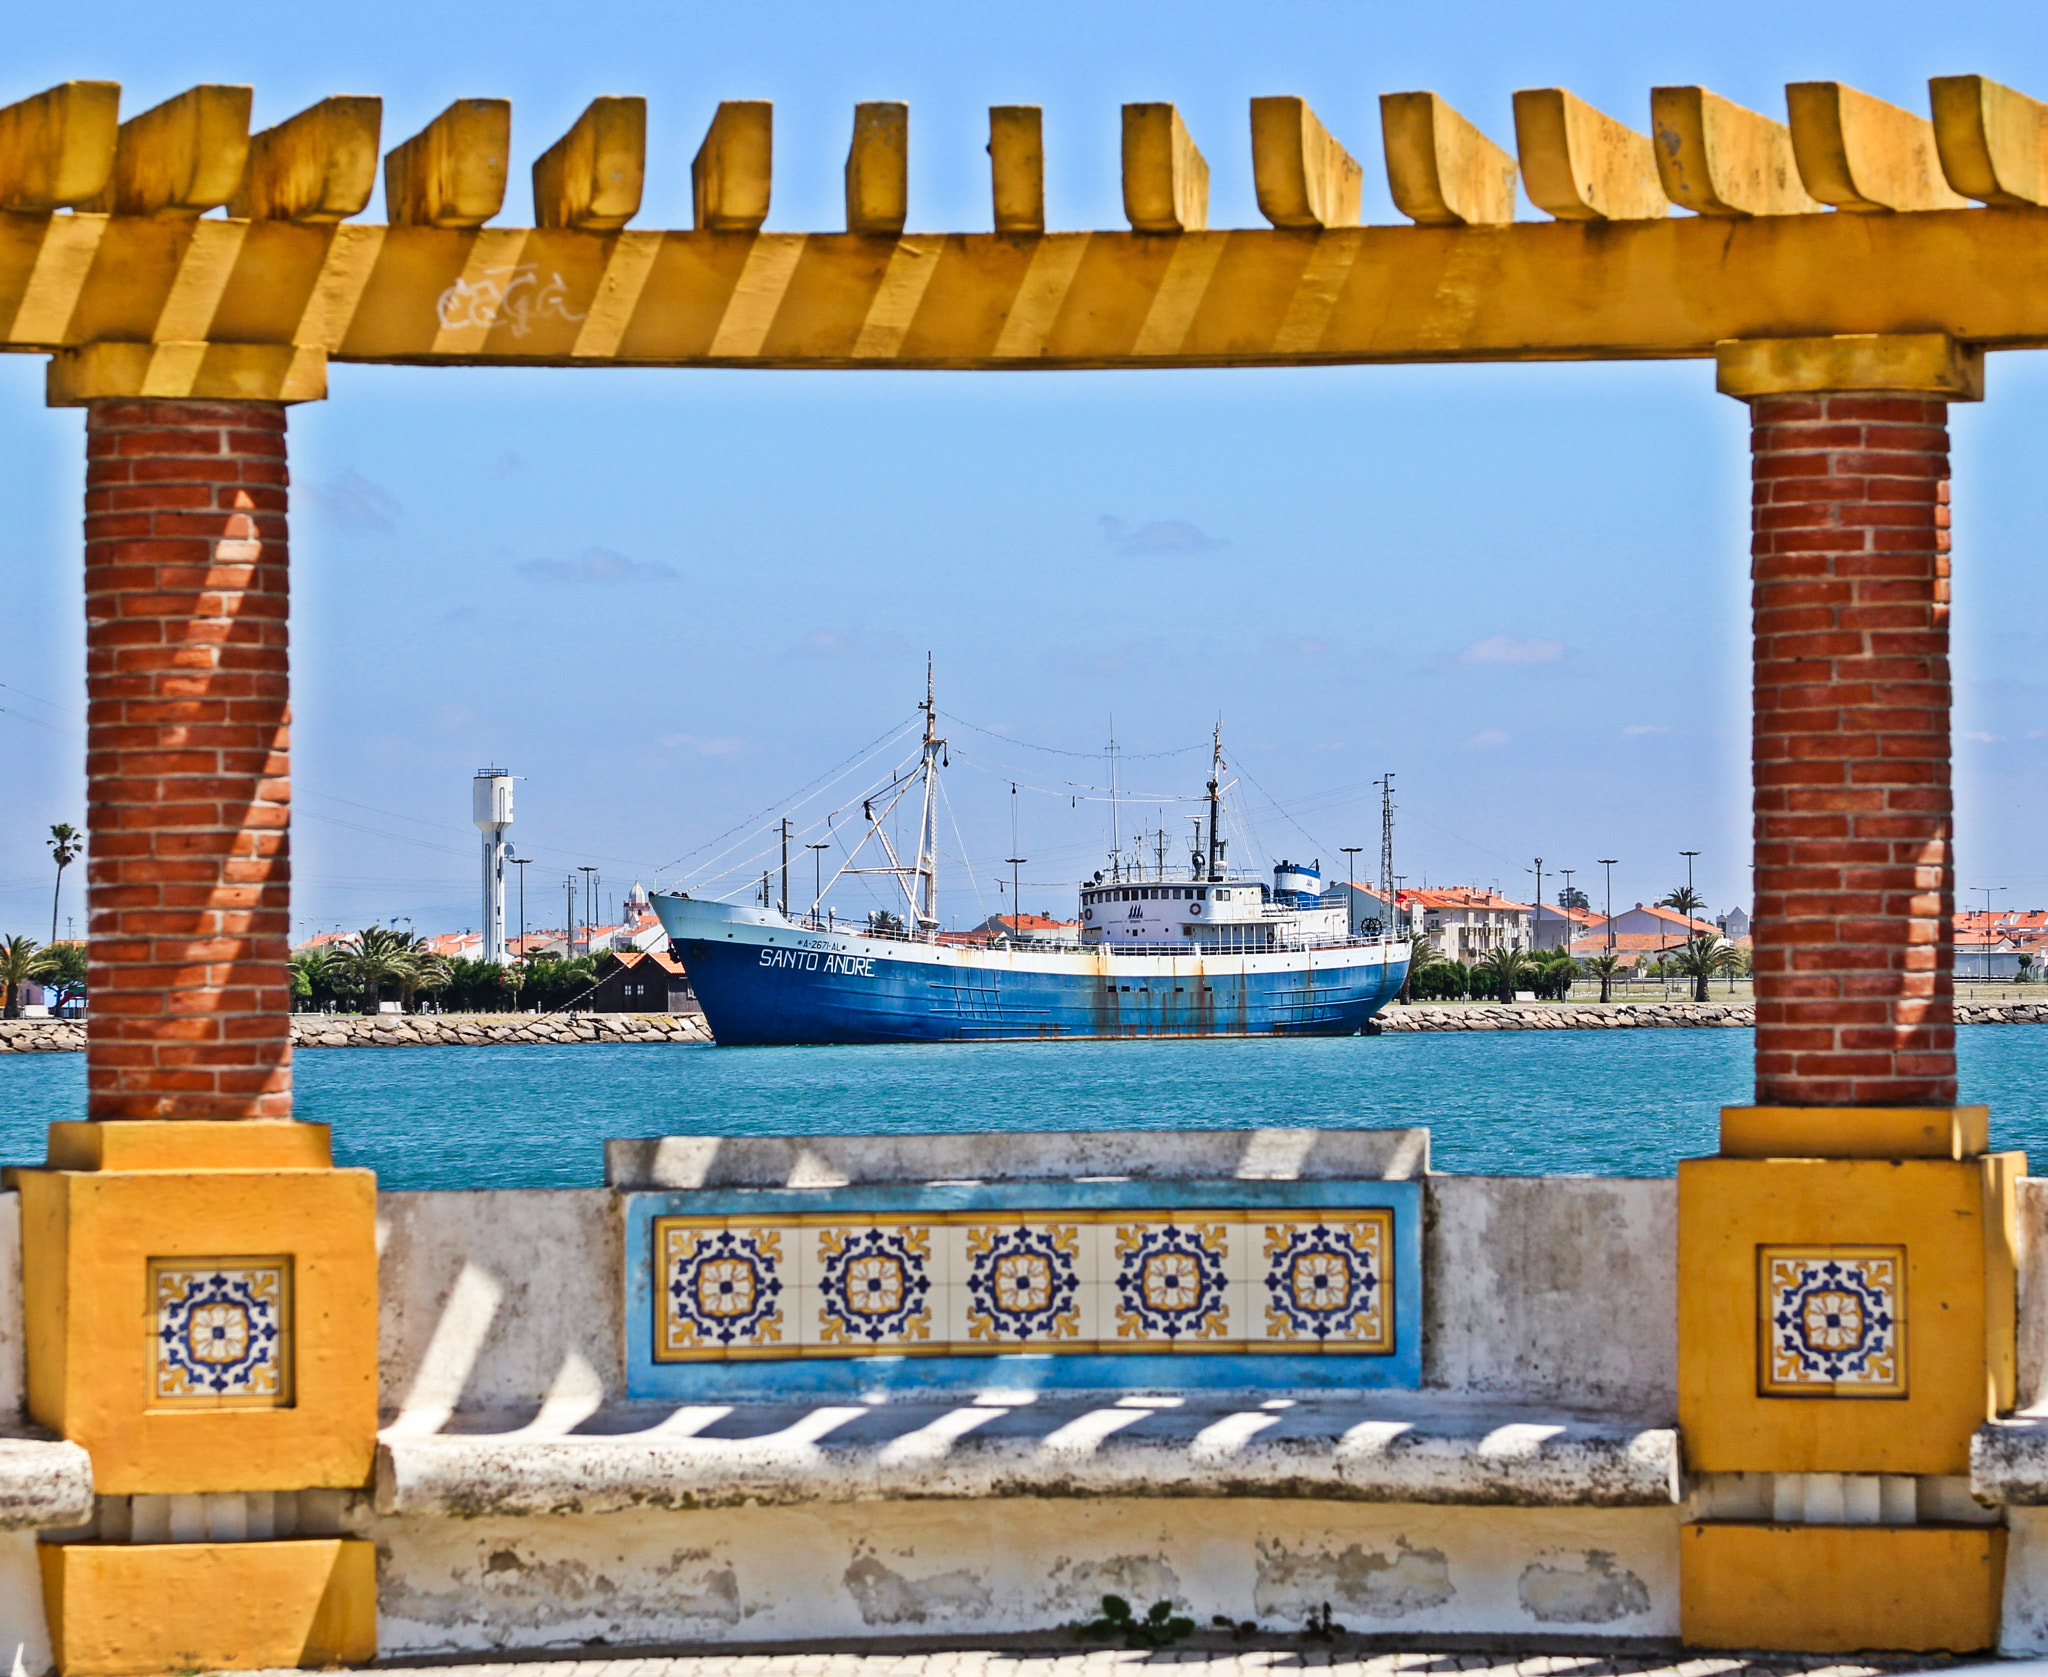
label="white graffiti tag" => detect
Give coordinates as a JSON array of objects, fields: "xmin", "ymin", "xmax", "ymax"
[{"xmin": 435, "ymin": 266, "xmax": 586, "ymax": 339}]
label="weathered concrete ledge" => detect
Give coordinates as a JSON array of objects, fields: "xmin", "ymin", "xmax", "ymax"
[
  {"xmin": 375, "ymin": 1398, "xmax": 1681, "ymax": 1518},
  {"xmin": 0, "ymin": 1434, "xmax": 96, "ymax": 1530},
  {"xmin": 1972, "ymin": 1417, "xmax": 2048, "ymax": 1505}
]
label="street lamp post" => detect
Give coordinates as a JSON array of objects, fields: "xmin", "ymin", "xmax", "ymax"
[
  {"xmin": 1680, "ymin": 850, "xmax": 1701, "ymax": 930},
  {"xmin": 579, "ymin": 865, "xmax": 598, "ymax": 956},
  {"xmin": 1006, "ymin": 858, "xmax": 1027, "ymax": 940},
  {"xmin": 1340, "ymin": 846, "xmax": 1364, "ymax": 933},
  {"xmin": 1525, "ymin": 858, "xmax": 1543, "ymax": 954},
  {"xmin": 1972, "ymin": 885, "xmax": 2009, "ymax": 989},
  {"xmin": 806, "ymin": 842, "xmax": 830, "ymax": 928},
  {"xmin": 510, "ymin": 856, "xmax": 530, "ymax": 1001}
]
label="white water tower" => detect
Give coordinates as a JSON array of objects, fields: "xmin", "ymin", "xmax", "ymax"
[{"xmin": 473, "ymin": 769, "xmax": 514, "ymax": 963}]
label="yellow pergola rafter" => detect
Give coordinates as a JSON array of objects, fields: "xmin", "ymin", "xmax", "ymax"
[{"xmin": 0, "ymin": 71, "xmax": 2045, "ymax": 397}]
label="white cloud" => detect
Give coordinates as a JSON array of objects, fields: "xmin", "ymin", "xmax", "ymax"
[
  {"xmin": 1622, "ymin": 724, "xmax": 1672, "ymax": 737},
  {"xmin": 785, "ymin": 630, "xmax": 912, "ymax": 661},
  {"xmin": 1099, "ymin": 515, "xmax": 1224, "ymax": 556},
  {"xmin": 660, "ymin": 734, "xmax": 745, "ymax": 758},
  {"xmin": 1462, "ymin": 727, "xmax": 1512, "ymax": 750},
  {"xmin": 1961, "ymin": 731, "xmax": 2004, "ymax": 743},
  {"xmin": 306, "ymin": 470, "xmax": 399, "ymax": 536},
  {"xmin": 519, "ymin": 547, "xmax": 675, "ymax": 584},
  {"xmin": 1459, "ymin": 635, "xmax": 1565, "ymax": 666}
]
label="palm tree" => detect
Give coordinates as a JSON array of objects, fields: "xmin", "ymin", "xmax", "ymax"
[
  {"xmin": 0, "ymin": 934, "xmax": 56, "ymax": 1020},
  {"xmin": 332, "ymin": 926, "xmax": 418, "ymax": 1014},
  {"xmin": 46, "ymin": 823, "xmax": 81, "ymax": 945},
  {"xmin": 1669, "ymin": 933, "xmax": 1741, "ymax": 1003},
  {"xmin": 1583, "ymin": 952, "xmax": 1622, "ymax": 1004},
  {"xmin": 1474, "ymin": 944, "xmax": 1535, "ymax": 1003},
  {"xmin": 1657, "ymin": 884, "xmax": 1707, "ymax": 927},
  {"xmin": 1401, "ymin": 938, "xmax": 1450, "ymax": 1003},
  {"xmin": 396, "ymin": 940, "xmax": 453, "ymax": 1013}
]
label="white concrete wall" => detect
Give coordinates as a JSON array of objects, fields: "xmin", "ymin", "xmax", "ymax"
[
  {"xmin": 1424, "ymin": 1178, "xmax": 1676, "ymax": 1416},
  {"xmin": 0, "ymin": 1192, "xmax": 54, "ymax": 1675},
  {"xmin": 360, "ymin": 1496, "xmax": 1679, "ymax": 1653},
  {"xmin": 378, "ymin": 1176, "xmax": 1675, "ymax": 1418},
  {"xmin": 378, "ymin": 1190, "xmax": 623, "ymax": 1420}
]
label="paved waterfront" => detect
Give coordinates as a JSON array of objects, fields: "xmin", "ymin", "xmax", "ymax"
[{"xmin": 243, "ymin": 1649, "xmax": 1975, "ymax": 1677}]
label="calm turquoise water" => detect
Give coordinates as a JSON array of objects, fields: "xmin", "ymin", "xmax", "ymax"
[{"xmin": 2, "ymin": 1027, "xmax": 2045, "ymax": 1190}]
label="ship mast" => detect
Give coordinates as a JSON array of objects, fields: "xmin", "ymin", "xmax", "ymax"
[
  {"xmin": 914, "ymin": 657, "xmax": 942, "ymax": 935},
  {"xmin": 1205, "ymin": 722, "xmax": 1225, "ymax": 882}
]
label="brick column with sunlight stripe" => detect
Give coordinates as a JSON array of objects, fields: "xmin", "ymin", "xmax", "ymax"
[
  {"xmin": 82, "ymin": 399, "xmax": 292, "ymax": 1119},
  {"xmin": 1749, "ymin": 390, "xmax": 1955, "ymax": 1106}
]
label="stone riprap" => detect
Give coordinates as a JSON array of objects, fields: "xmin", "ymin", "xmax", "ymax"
[
  {"xmin": 1385, "ymin": 1001, "xmax": 2048, "ymax": 1030},
  {"xmin": 6, "ymin": 1003, "xmax": 2047, "ymax": 1054},
  {"xmin": 0, "ymin": 1012, "xmax": 709, "ymax": 1053}
]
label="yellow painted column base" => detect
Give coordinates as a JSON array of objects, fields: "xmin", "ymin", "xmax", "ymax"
[
  {"xmin": 1681, "ymin": 1522, "xmax": 2004, "ymax": 1652},
  {"xmin": 39, "ymin": 1538, "xmax": 375, "ymax": 1675}
]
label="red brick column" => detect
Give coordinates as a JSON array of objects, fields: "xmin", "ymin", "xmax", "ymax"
[
  {"xmin": 1750, "ymin": 392, "xmax": 1955, "ymax": 1106},
  {"xmin": 83, "ymin": 400, "xmax": 292, "ymax": 1120}
]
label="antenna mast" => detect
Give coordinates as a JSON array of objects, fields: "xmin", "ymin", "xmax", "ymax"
[
  {"xmin": 1377, "ymin": 773, "xmax": 1397, "ymax": 941},
  {"xmin": 1107, "ymin": 718, "xmax": 1120, "ymax": 881},
  {"xmin": 914, "ymin": 657, "xmax": 942, "ymax": 934}
]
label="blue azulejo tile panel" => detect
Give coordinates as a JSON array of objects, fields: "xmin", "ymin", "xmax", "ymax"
[
  {"xmin": 624, "ymin": 1180, "xmax": 1422, "ymax": 1398},
  {"xmin": 150, "ymin": 1256, "xmax": 293, "ymax": 1409}
]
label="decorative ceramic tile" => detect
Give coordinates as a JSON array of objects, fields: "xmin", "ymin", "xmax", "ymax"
[
  {"xmin": 624, "ymin": 1184, "xmax": 1423, "ymax": 1394},
  {"xmin": 150, "ymin": 1257, "xmax": 292, "ymax": 1408},
  {"xmin": 1760, "ymin": 1245, "xmax": 1906, "ymax": 1397},
  {"xmin": 961, "ymin": 1219, "xmax": 1089, "ymax": 1349},
  {"xmin": 1105, "ymin": 1217, "xmax": 1236, "ymax": 1348},
  {"xmin": 1254, "ymin": 1213, "xmax": 1394, "ymax": 1352},
  {"xmin": 655, "ymin": 1217, "xmax": 789, "ymax": 1361},
  {"xmin": 812, "ymin": 1221, "xmax": 940, "ymax": 1351}
]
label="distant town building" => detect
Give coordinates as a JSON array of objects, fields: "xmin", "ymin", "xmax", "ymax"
[
  {"xmin": 944, "ymin": 913, "xmax": 1080, "ymax": 945},
  {"xmin": 1717, "ymin": 905, "xmax": 1751, "ymax": 942},
  {"xmin": 589, "ymin": 950, "xmax": 699, "ymax": 1013},
  {"xmin": 1533, "ymin": 901, "xmax": 1603, "ymax": 951},
  {"xmin": 1402, "ymin": 887, "xmax": 1533, "ymax": 962}
]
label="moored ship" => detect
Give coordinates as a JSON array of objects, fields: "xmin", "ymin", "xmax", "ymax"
[{"xmin": 653, "ymin": 686, "xmax": 1409, "ymax": 1046}]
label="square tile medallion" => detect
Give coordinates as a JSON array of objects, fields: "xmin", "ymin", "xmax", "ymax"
[
  {"xmin": 1105, "ymin": 1217, "xmax": 1237, "ymax": 1348},
  {"xmin": 1759, "ymin": 1244, "xmax": 1907, "ymax": 1398},
  {"xmin": 149, "ymin": 1256, "xmax": 293, "ymax": 1408},
  {"xmin": 656, "ymin": 1217, "xmax": 789, "ymax": 1361},
  {"xmin": 1254, "ymin": 1212, "xmax": 1394, "ymax": 1351},
  {"xmin": 960, "ymin": 1220, "xmax": 1088, "ymax": 1350},
  {"xmin": 809, "ymin": 1219, "xmax": 940, "ymax": 1351}
]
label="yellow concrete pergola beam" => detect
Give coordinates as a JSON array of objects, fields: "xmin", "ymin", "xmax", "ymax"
[
  {"xmin": 8, "ymin": 72, "xmax": 2048, "ymax": 393},
  {"xmin": 13, "ymin": 205, "xmax": 2048, "ymax": 386}
]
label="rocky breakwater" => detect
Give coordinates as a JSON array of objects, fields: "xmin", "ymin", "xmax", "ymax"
[
  {"xmin": 290, "ymin": 1011, "xmax": 713, "ymax": 1048},
  {"xmin": 1380, "ymin": 1002, "xmax": 1753, "ymax": 1031},
  {"xmin": 0, "ymin": 1019, "xmax": 86, "ymax": 1053}
]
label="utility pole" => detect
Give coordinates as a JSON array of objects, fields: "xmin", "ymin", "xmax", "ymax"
[
  {"xmin": 1525, "ymin": 858, "xmax": 1543, "ymax": 952},
  {"xmin": 565, "ymin": 875, "xmax": 576, "ymax": 962},
  {"xmin": 1006, "ymin": 857, "xmax": 1027, "ymax": 937},
  {"xmin": 807, "ymin": 842, "xmax": 829, "ymax": 927},
  {"xmin": 510, "ymin": 855, "xmax": 529, "ymax": 963},
  {"xmin": 579, "ymin": 866, "xmax": 598, "ymax": 955},
  {"xmin": 1598, "ymin": 860, "xmax": 1618, "ymax": 951}
]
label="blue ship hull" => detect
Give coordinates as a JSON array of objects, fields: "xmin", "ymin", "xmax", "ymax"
[{"xmin": 658, "ymin": 895, "xmax": 1408, "ymax": 1047}]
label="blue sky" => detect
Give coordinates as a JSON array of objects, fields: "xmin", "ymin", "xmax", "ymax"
[{"xmin": 3, "ymin": 0, "xmax": 2047, "ymax": 941}]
